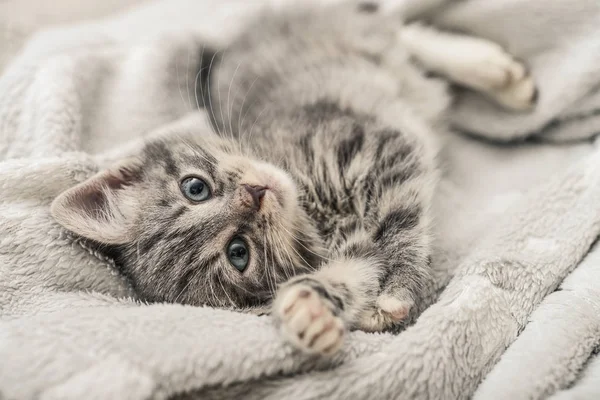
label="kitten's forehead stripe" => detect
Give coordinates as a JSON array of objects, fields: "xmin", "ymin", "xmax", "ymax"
[
  {"xmin": 144, "ymin": 141, "xmax": 180, "ymax": 177},
  {"xmin": 180, "ymin": 153, "xmax": 217, "ymax": 183},
  {"xmin": 226, "ymin": 171, "xmax": 242, "ymax": 181}
]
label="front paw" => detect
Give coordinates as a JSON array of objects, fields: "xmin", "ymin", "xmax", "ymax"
[{"xmin": 273, "ymin": 283, "xmax": 345, "ymax": 356}]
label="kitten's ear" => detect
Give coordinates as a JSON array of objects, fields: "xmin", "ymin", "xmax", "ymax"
[{"xmin": 51, "ymin": 158, "xmax": 143, "ymax": 245}]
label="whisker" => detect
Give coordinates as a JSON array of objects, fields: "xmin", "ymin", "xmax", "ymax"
[
  {"xmin": 269, "ymin": 232, "xmax": 278, "ymax": 294},
  {"xmin": 273, "ymin": 231, "xmax": 296, "ymax": 281},
  {"xmin": 226, "ymin": 63, "xmax": 242, "ymax": 143},
  {"xmin": 185, "ymin": 44, "xmax": 193, "ymax": 110},
  {"xmin": 175, "ymin": 53, "xmax": 188, "ymax": 110},
  {"xmin": 195, "ymin": 44, "xmax": 210, "ymax": 113},
  {"xmin": 244, "ymin": 105, "xmax": 269, "ymax": 155},
  {"xmin": 175, "ymin": 135, "xmax": 216, "ymax": 166},
  {"xmin": 207, "ymin": 266, "xmax": 222, "ymax": 307},
  {"xmin": 278, "ymin": 222, "xmax": 331, "ymax": 263},
  {"xmin": 268, "ymin": 231, "xmax": 287, "ymax": 281},
  {"xmin": 215, "ymin": 49, "xmax": 229, "ymax": 139},
  {"xmin": 263, "ymin": 234, "xmax": 275, "ymax": 296},
  {"xmin": 206, "ymin": 48, "xmax": 224, "ymax": 137},
  {"xmin": 224, "ymin": 273, "xmax": 255, "ymax": 297},
  {"xmin": 193, "ymin": 66, "xmax": 203, "ymax": 111},
  {"xmin": 236, "ymin": 76, "xmax": 259, "ymax": 155},
  {"xmin": 216, "ymin": 269, "xmax": 237, "ymax": 308},
  {"xmin": 174, "ymin": 264, "xmax": 204, "ymax": 304},
  {"xmin": 239, "ymin": 88, "xmax": 270, "ymax": 154}
]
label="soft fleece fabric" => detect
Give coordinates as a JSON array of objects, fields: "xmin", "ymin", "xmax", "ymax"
[{"xmin": 1, "ymin": 0, "xmax": 599, "ymax": 399}]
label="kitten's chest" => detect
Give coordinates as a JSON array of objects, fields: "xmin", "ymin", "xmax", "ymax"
[
  {"xmin": 305, "ymin": 202, "xmax": 360, "ymax": 250},
  {"xmin": 295, "ymin": 168, "xmax": 366, "ymax": 250}
]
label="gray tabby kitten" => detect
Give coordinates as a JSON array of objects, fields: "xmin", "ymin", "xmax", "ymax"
[{"xmin": 52, "ymin": 1, "xmax": 536, "ymax": 355}]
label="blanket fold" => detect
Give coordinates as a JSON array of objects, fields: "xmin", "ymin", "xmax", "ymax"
[{"xmin": 1, "ymin": 1, "xmax": 600, "ymax": 399}]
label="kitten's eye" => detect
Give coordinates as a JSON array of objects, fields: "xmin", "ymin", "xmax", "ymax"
[
  {"xmin": 180, "ymin": 176, "xmax": 211, "ymax": 202},
  {"xmin": 227, "ymin": 237, "xmax": 249, "ymax": 272}
]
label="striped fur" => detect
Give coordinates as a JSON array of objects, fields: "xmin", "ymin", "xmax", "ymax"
[{"xmin": 54, "ymin": 2, "xmax": 462, "ymax": 353}]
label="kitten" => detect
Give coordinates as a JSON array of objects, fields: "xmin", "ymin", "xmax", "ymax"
[{"xmin": 51, "ymin": 1, "xmax": 536, "ymax": 355}]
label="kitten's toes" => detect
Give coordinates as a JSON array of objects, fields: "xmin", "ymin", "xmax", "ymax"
[
  {"xmin": 467, "ymin": 50, "xmax": 538, "ymax": 111},
  {"xmin": 477, "ymin": 48, "xmax": 526, "ymax": 90},
  {"xmin": 274, "ymin": 284, "xmax": 345, "ymax": 355},
  {"xmin": 444, "ymin": 40, "xmax": 537, "ymax": 111},
  {"xmin": 490, "ymin": 74, "xmax": 538, "ymax": 111},
  {"xmin": 446, "ymin": 42, "xmax": 523, "ymax": 90},
  {"xmin": 358, "ymin": 294, "xmax": 413, "ymax": 332}
]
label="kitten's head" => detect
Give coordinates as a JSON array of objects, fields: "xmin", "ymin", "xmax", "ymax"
[{"xmin": 52, "ymin": 133, "xmax": 323, "ymax": 309}]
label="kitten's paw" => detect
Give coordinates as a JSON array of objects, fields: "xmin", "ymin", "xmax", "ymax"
[
  {"xmin": 359, "ymin": 295, "xmax": 413, "ymax": 332},
  {"xmin": 453, "ymin": 43, "xmax": 526, "ymax": 90},
  {"xmin": 274, "ymin": 284, "xmax": 345, "ymax": 356},
  {"xmin": 450, "ymin": 42, "xmax": 537, "ymax": 111},
  {"xmin": 399, "ymin": 24, "xmax": 537, "ymax": 111},
  {"xmin": 489, "ymin": 74, "xmax": 538, "ymax": 112}
]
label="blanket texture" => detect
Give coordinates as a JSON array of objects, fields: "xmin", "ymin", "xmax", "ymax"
[{"xmin": 1, "ymin": 0, "xmax": 600, "ymax": 399}]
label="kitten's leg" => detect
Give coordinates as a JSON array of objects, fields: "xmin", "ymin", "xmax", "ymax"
[
  {"xmin": 346, "ymin": 168, "xmax": 435, "ymax": 333},
  {"xmin": 399, "ymin": 23, "xmax": 538, "ymax": 110},
  {"xmin": 273, "ymin": 132, "xmax": 434, "ymax": 354},
  {"xmin": 273, "ymin": 256, "xmax": 383, "ymax": 355},
  {"xmin": 273, "ymin": 196, "xmax": 430, "ymax": 354}
]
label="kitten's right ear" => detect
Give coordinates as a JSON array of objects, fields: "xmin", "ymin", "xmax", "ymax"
[{"xmin": 51, "ymin": 159, "xmax": 143, "ymax": 245}]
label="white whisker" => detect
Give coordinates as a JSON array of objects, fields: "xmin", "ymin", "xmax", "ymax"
[
  {"xmin": 174, "ymin": 265, "xmax": 204, "ymax": 304},
  {"xmin": 226, "ymin": 63, "xmax": 242, "ymax": 146},
  {"xmin": 215, "ymin": 49, "xmax": 229, "ymax": 139},
  {"xmin": 244, "ymin": 105, "xmax": 269, "ymax": 153},
  {"xmin": 236, "ymin": 76, "xmax": 259, "ymax": 155},
  {"xmin": 263, "ymin": 234, "xmax": 275, "ymax": 295},
  {"xmin": 272, "ymin": 231, "xmax": 296, "ymax": 281},
  {"xmin": 216, "ymin": 269, "xmax": 237, "ymax": 308},
  {"xmin": 185, "ymin": 45, "xmax": 193, "ymax": 110},
  {"xmin": 269, "ymin": 232, "xmax": 278, "ymax": 294},
  {"xmin": 206, "ymin": 49, "xmax": 224, "ymax": 137},
  {"xmin": 175, "ymin": 53, "xmax": 188, "ymax": 110},
  {"xmin": 278, "ymin": 222, "xmax": 331, "ymax": 263}
]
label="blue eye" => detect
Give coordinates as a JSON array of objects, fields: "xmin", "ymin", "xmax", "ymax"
[
  {"xmin": 180, "ymin": 177, "xmax": 211, "ymax": 202},
  {"xmin": 227, "ymin": 237, "xmax": 249, "ymax": 272}
]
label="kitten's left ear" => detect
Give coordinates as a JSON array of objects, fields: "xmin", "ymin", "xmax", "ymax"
[{"xmin": 51, "ymin": 158, "xmax": 143, "ymax": 245}]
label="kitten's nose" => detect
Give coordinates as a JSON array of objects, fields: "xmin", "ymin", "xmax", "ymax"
[{"xmin": 242, "ymin": 184, "xmax": 267, "ymax": 211}]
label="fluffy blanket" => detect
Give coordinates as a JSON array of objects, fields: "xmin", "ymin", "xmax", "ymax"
[{"xmin": 1, "ymin": 0, "xmax": 600, "ymax": 399}]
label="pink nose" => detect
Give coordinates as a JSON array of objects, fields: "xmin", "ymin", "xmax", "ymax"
[{"xmin": 242, "ymin": 184, "xmax": 267, "ymax": 211}]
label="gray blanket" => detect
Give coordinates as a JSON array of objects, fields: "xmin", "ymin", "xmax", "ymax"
[{"xmin": 1, "ymin": 0, "xmax": 600, "ymax": 399}]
